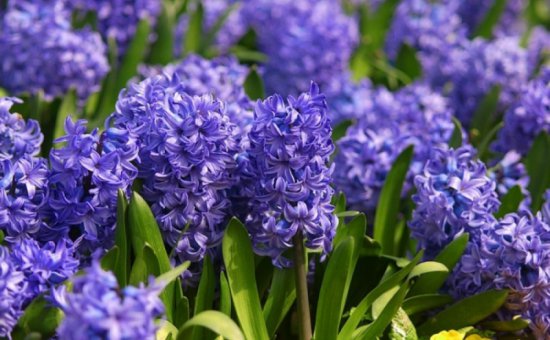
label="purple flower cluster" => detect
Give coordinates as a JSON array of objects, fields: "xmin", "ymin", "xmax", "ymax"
[
  {"xmin": 244, "ymin": 83, "xmax": 337, "ymax": 266},
  {"xmin": 69, "ymin": 0, "xmax": 161, "ymax": 58},
  {"xmin": 53, "ymin": 260, "xmax": 164, "ymax": 340},
  {"xmin": 0, "ymin": 0, "xmax": 109, "ymax": 101},
  {"xmin": 494, "ymin": 68, "xmax": 550, "ymax": 155},
  {"xmin": 243, "ymin": 0, "xmax": 358, "ymax": 96},
  {"xmin": 409, "ymin": 145, "xmax": 500, "ymax": 259},
  {"xmin": 42, "ymin": 118, "xmax": 137, "ymax": 254},
  {"xmin": 0, "ymin": 98, "xmax": 48, "ymax": 240},
  {"xmin": 110, "ymin": 61, "xmax": 240, "ymax": 266},
  {"xmin": 324, "ymin": 73, "xmax": 374, "ymax": 125},
  {"xmin": 448, "ymin": 211, "xmax": 550, "ymax": 338},
  {"xmin": 488, "ymin": 151, "xmax": 530, "ymax": 207},
  {"xmin": 0, "ymin": 238, "xmax": 78, "ymax": 336},
  {"xmin": 333, "ymin": 83, "xmax": 454, "ymax": 212}
]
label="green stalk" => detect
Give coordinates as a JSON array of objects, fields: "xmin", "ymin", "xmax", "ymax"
[{"xmin": 293, "ymin": 233, "xmax": 312, "ymax": 340}]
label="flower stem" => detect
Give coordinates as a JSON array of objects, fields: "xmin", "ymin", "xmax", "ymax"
[{"xmin": 293, "ymin": 233, "xmax": 312, "ymax": 340}]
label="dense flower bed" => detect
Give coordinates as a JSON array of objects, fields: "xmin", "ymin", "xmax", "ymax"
[{"xmin": 0, "ymin": 0, "xmax": 549, "ymax": 339}]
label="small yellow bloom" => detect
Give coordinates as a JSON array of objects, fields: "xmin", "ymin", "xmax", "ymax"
[
  {"xmin": 430, "ymin": 330, "xmax": 464, "ymax": 340},
  {"xmin": 465, "ymin": 335, "xmax": 491, "ymax": 340}
]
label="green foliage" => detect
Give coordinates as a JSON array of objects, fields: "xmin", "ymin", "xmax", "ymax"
[{"xmin": 525, "ymin": 132, "xmax": 550, "ymax": 211}]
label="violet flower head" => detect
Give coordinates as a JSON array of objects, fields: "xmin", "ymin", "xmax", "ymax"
[
  {"xmin": 0, "ymin": 1, "xmax": 109, "ymax": 101},
  {"xmin": 448, "ymin": 211, "xmax": 550, "ymax": 336},
  {"xmin": 53, "ymin": 260, "xmax": 164, "ymax": 340},
  {"xmin": 488, "ymin": 151, "xmax": 531, "ymax": 209},
  {"xmin": 0, "ymin": 246, "xmax": 27, "ymax": 337},
  {"xmin": 456, "ymin": 0, "xmax": 526, "ymax": 38},
  {"xmin": 494, "ymin": 68, "xmax": 550, "ymax": 155},
  {"xmin": 324, "ymin": 73, "xmax": 374, "ymax": 125},
  {"xmin": 69, "ymin": 0, "xmax": 161, "ymax": 58},
  {"xmin": 333, "ymin": 83, "xmax": 454, "ymax": 212},
  {"xmin": 0, "ymin": 98, "xmax": 42, "ymax": 162},
  {"xmin": 43, "ymin": 118, "xmax": 137, "ymax": 255},
  {"xmin": 244, "ymin": 0, "xmax": 358, "ymax": 96},
  {"xmin": 245, "ymin": 83, "xmax": 337, "ymax": 267},
  {"xmin": 408, "ymin": 145, "xmax": 500, "ymax": 259},
  {"xmin": 109, "ymin": 69, "xmax": 240, "ymax": 267}
]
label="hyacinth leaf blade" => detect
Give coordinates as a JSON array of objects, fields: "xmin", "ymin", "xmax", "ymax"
[
  {"xmin": 173, "ymin": 286, "xmax": 190, "ymax": 329},
  {"xmin": 191, "ymin": 256, "xmax": 216, "ymax": 340},
  {"xmin": 263, "ymin": 268, "xmax": 296, "ymax": 338},
  {"xmin": 395, "ymin": 44, "xmax": 422, "ymax": 83},
  {"xmin": 129, "ymin": 255, "xmax": 148, "ymax": 286},
  {"xmin": 127, "ymin": 192, "xmax": 177, "ymax": 321},
  {"xmin": 363, "ymin": 0, "xmax": 401, "ymax": 51},
  {"xmin": 495, "ymin": 185, "xmax": 524, "ymax": 218},
  {"xmin": 407, "ymin": 262, "xmax": 448, "ymax": 280},
  {"xmin": 354, "ymin": 281, "xmax": 410, "ymax": 339},
  {"xmin": 388, "ymin": 308, "xmax": 418, "ymax": 340},
  {"xmin": 334, "ymin": 213, "xmax": 367, "ymax": 255},
  {"xmin": 243, "ymin": 68, "xmax": 265, "ymax": 100},
  {"xmin": 402, "ymin": 294, "xmax": 454, "ymax": 316},
  {"xmin": 116, "ymin": 19, "xmax": 152, "ymax": 90},
  {"xmin": 477, "ymin": 122, "xmax": 503, "ymax": 161},
  {"xmin": 374, "ymin": 145, "xmax": 414, "ymax": 256},
  {"xmin": 13, "ymin": 296, "xmax": 62, "ymax": 339},
  {"xmin": 408, "ymin": 233, "xmax": 469, "ymax": 296},
  {"xmin": 473, "ymin": 0, "xmax": 508, "ymax": 38},
  {"xmin": 184, "ymin": 2, "xmax": 204, "ymax": 55},
  {"xmin": 148, "ymin": 3, "xmax": 175, "ymax": 65},
  {"xmin": 469, "ymin": 86, "xmax": 501, "ymax": 147},
  {"xmin": 480, "ymin": 317, "xmax": 530, "ymax": 332},
  {"xmin": 92, "ymin": 36, "xmax": 119, "ymax": 125},
  {"xmin": 203, "ymin": 2, "xmax": 240, "ymax": 51},
  {"xmin": 100, "ymin": 246, "xmax": 119, "ymax": 273},
  {"xmin": 332, "ymin": 119, "xmax": 353, "ymax": 143},
  {"xmin": 156, "ymin": 320, "xmax": 179, "ymax": 340},
  {"xmin": 338, "ymin": 251, "xmax": 423, "ymax": 340},
  {"xmin": 449, "ymin": 117, "xmax": 464, "ymax": 148},
  {"xmin": 525, "ymin": 132, "xmax": 550, "ymax": 211},
  {"xmin": 176, "ymin": 310, "xmax": 245, "ymax": 340},
  {"xmin": 314, "ymin": 237, "xmax": 355, "ymax": 340},
  {"xmin": 220, "ymin": 271, "xmax": 232, "ymax": 317},
  {"xmin": 416, "ymin": 289, "xmax": 509, "ymax": 335},
  {"xmin": 222, "ymin": 218, "xmax": 269, "ymax": 340},
  {"xmin": 114, "ymin": 189, "xmax": 129, "ymax": 286},
  {"xmin": 53, "ymin": 89, "xmax": 77, "ymax": 144}
]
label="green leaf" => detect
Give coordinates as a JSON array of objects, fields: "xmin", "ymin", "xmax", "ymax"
[
  {"xmin": 332, "ymin": 119, "xmax": 353, "ymax": 142},
  {"xmin": 495, "ymin": 185, "xmax": 524, "ymax": 218},
  {"xmin": 474, "ymin": 0, "xmax": 508, "ymax": 38},
  {"xmin": 409, "ymin": 234, "xmax": 469, "ymax": 296},
  {"xmin": 449, "ymin": 117, "xmax": 463, "ymax": 148},
  {"xmin": 481, "ymin": 316, "xmax": 530, "ymax": 332},
  {"xmin": 244, "ymin": 68, "xmax": 265, "ymax": 100},
  {"xmin": 93, "ymin": 37, "xmax": 119, "ymax": 124},
  {"xmin": 116, "ymin": 19, "xmax": 151, "ymax": 90},
  {"xmin": 177, "ymin": 311, "xmax": 245, "ymax": 340},
  {"xmin": 338, "ymin": 251, "xmax": 423, "ymax": 340},
  {"xmin": 374, "ymin": 145, "xmax": 414, "ymax": 255},
  {"xmin": 114, "ymin": 190, "xmax": 129, "ymax": 286},
  {"xmin": 525, "ymin": 132, "xmax": 550, "ymax": 212},
  {"xmin": 477, "ymin": 122, "xmax": 503, "ymax": 161},
  {"xmin": 191, "ymin": 257, "xmax": 216, "ymax": 340},
  {"xmin": 129, "ymin": 256, "xmax": 148, "ymax": 286},
  {"xmin": 263, "ymin": 268, "xmax": 296, "ymax": 338},
  {"xmin": 16, "ymin": 296, "xmax": 62, "ymax": 337},
  {"xmin": 173, "ymin": 284, "xmax": 190, "ymax": 328},
  {"xmin": 417, "ymin": 290, "xmax": 509, "ymax": 335},
  {"xmin": 388, "ymin": 308, "xmax": 418, "ymax": 340},
  {"xmin": 220, "ymin": 271, "xmax": 232, "ymax": 317},
  {"xmin": 143, "ymin": 244, "xmax": 161, "ymax": 277},
  {"xmin": 407, "ymin": 262, "xmax": 448, "ymax": 280},
  {"xmin": 155, "ymin": 261, "xmax": 191, "ymax": 287},
  {"xmin": 470, "ymin": 86, "xmax": 501, "ymax": 147},
  {"xmin": 395, "ymin": 44, "xmax": 422, "ymax": 83},
  {"xmin": 156, "ymin": 321, "xmax": 179, "ymax": 340},
  {"xmin": 148, "ymin": 4, "xmax": 175, "ymax": 65},
  {"xmin": 100, "ymin": 246, "xmax": 119, "ymax": 272},
  {"xmin": 354, "ymin": 282, "xmax": 410, "ymax": 339},
  {"xmin": 203, "ymin": 3, "xmax": 240, "ymax": 49},
  {"xmin": 229, "ymin": 46, "xmax": 268, "ymax": 63},
  {"xmin": 364, "ymin": 0, "xmax": 401, "ymax": 51},
  {"xmin": 54, "ymin": 89, "xmax": 76, "ymax": 142},
  {"xmin": 127, "ymin": 192, "xmax": 176, "ymax": 320},
  {"xmin": 314, "ymin": 237, "xmax": 356, "ymax": 340},
  {"xmin": 222, "ymin": 218, "xmax": 269, "ymax": 340},
  {"xmin": 372, "ymin": 286, "xmax": 399, "ymax": 319},
  {"xmin": 402, "ymin": 294, "xmax": 454, "ymax": 316},
  {"xmin": 184, "ymin": 3, "xmax": 203, "ymax": 55}
]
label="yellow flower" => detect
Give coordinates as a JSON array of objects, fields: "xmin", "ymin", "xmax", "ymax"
[
  {"xmin": 430, "ymin": 330, "xmax": 464, "ymax": 340},
  {"xmin": 465, "ymin": 335, "xmax": 491, "ymax": 340}
]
